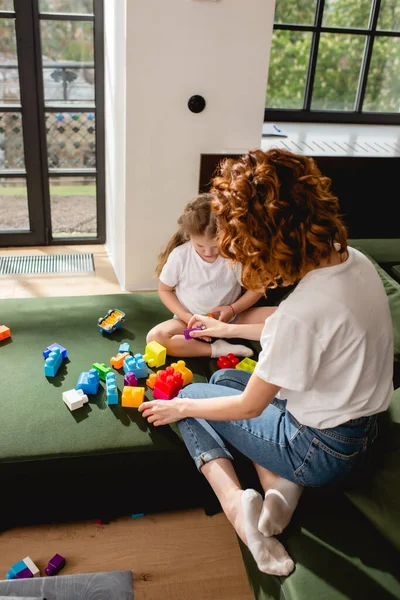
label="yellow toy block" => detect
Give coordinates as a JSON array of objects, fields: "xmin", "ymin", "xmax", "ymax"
[
  {"xmin": 122, "ymin": 386, "xmax": 145, "ymax": 408},
  {"xmin": 235, "ymin": 358, "xmax": 257, "ymax": 373},
  {"xmin": 171, "ymin": 360, "xmax": 193, "ymax": 386},
  {"xmin": 146, "ymin": 373, "xmax": 157, "ymax": 389},
  {"xmin": 143, "ymin": 341, "xmax": 167, "ymax": 368}
]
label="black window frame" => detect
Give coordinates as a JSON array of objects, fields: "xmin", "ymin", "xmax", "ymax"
[
  {"xmin": 264, "ymin": 0, "xmax": 400, "ymax": 125},
  {"xmin": 0, "ymin": 0, "xmax": 105, "ymax": 247}
]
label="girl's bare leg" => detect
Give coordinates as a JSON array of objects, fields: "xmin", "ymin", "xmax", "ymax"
[
  {"xmin": 235, "ymin": 306, "xmax": 277, "ymax": 325},
  {"xmin": 201, "ymin": 458, "xmax": 294, "ymax": 576},
  {"xmin": 253, "ymin": 463, "xmax": 303, "ymax": 537}
]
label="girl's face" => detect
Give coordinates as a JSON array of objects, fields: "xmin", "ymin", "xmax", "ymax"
[{"xmin": 190, "ymin": 235, "xmax": 219, "ymax": 263}]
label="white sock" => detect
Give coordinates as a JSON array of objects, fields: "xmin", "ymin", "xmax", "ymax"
[
  {"xmin": 211, "ymin": 339, "xmax": 254, "ymax": 359},
  {"xmin": 242, "ymin": 489, "xmax": 294, "ymax": 576},
  {"xmin": 258, "ymin": 480, "xmax": 303, "ymax": 537}
]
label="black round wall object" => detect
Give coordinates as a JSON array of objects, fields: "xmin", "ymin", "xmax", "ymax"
[{"xmin": 188, "ymin": 95, "xmax": 206, "ymax": 114}]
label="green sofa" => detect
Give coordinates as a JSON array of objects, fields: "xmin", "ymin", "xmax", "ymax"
[{"xmin": 238, "ymin": 241, "xmax": 400, "ymax": 600}]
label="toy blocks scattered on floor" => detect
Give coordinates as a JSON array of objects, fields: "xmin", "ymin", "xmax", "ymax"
[
  {"xmin": 124, "ymin": 371, "xmax": 138, "ymax": 387},
  {"xmin": 217, "ymin": 353, "xmax": 239, "ymax": 369},
  {"xmin": 76, "ymin": 368, "xmax": 100, "ymax": 395},
  {"xmin": 6, "ymin": 556, "xmax": 39, "ymax": 580},
  {"xmin": 235, "ymin": 357, "xmax": 257, "ymax": 373},
  {"xmin": 0, "ymin": 325, "xmax": 11, "ymax": 341},
  {"xmin": 106, "ymin": 372, "xmax": 118, "ymax": 405},
  {"xmin": 92, "ymin": 362, "xmax": 113, "ymax": 380},
  {"xmin": 143, "ymin": 341, "xmax": 166, "ymax": 368},
  {"xmin": 44, "ymin": 347, "xmax": 63, "ymax": 377},
  {"xmin": 43, "ymin": 342, "xmax": 68, "ymax": 359},
  {"xmin": 123, "ymin": 353, "xmax": 148, "ymax": 379},
  {"xmin": 171, "ymin": 360, "xmax": 193, "ymax": 386},
  {"xmin": 153, "ymin": 367, "xmax": 183, "ymax": 400},
  {"xmin": 110, "ymin": 351, "xmax": 130, "ymax": 370},
  {"xmin": 62, "ymin": 388, "xmax": 89, "ymax": 411},
  {"xmin": 122, "ymin": 386, "xmax": 145, "ymax": 408},
  {"xmin": 45, "ymin": 553, "xmax": 66, "ymax": 576}
]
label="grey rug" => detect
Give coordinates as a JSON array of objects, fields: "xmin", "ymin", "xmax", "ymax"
[{"xmin": 0, "ymin": 570, "xmax": 133, "ymax": 599}]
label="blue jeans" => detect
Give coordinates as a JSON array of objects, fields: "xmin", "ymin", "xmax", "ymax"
[{"xmin": 177, "ymin": 369, "xmax": 378, "ymax": 487}]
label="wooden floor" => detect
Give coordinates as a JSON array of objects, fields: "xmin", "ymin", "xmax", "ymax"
[{"xmin": 0, "ymin": 244, "xmax": 253, "ymax": 600}]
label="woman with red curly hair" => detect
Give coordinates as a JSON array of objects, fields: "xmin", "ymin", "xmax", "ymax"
[{"xmin": 140, "ymin": 149, "xmax": 394, "ymax": 576}]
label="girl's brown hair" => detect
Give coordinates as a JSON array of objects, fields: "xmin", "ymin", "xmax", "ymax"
[
  {"xmin": 211, "ymin": 148, "xmax": 348, "ymax": 292},
  {"xmin": 155, "ymin": 193, "xmax": 218, "ymax": 277}
]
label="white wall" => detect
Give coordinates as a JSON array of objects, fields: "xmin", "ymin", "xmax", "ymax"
[{"xmin": 106, "ymin": 0, "xmax": 275, "ymax": 290}]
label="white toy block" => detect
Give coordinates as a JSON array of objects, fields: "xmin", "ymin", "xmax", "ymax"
[
  {"xmin": 23, "ymin": 556, "xmax": 40, "ymax": 577},
  {"xmin": 62, "ymin": 388, "xmax": 89, "ymax": 411}
]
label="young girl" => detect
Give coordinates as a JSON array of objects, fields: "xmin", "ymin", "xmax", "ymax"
[{"xmin": 146, "ymin": 194, "xmax": 274, "ymax": 358}]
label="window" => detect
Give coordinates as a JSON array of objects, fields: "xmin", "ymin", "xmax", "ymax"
[{"xmin": 265, "ymin": 0, "xmax": 400, "ymax": 124}]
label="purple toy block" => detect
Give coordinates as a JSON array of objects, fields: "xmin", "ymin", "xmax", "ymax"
[
  {"xmin": 16, "ymin": 567, "xmax": 34, "ymax": 579},
  {"xmin": 124, "ymin": 372, "xmax": 138, "ymax": 386},
  {"xmin": 45, "ymin": 553, "xmax": 66, "ymax": 576},
  {"xmin": 184, "ymin": 327, "xmax": 204, "ymax": 340}
]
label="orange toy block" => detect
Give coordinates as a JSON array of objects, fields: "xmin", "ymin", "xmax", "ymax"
[
  {"xmin": 121, "ymin": 386, "xmax": 145, "ymax": 408},
  {"xmin": 0, "ymin": 325, "xmax": 11, "ymax": 341},
  {"xmin": 146, "ymin": 373, "xmax": 157, "ymax": 389},
  {"xmin": 110, "ymin": 351, "xmax": 129, "ymax": 370},
  {"xmin": 171, "ymin": 360, "xmax": 193, "ymax": 386}
]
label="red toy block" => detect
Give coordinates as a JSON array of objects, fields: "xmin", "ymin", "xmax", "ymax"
[
  {"xmin": 0, "ymin": 325, "xmax": 11, "ymax": 341},
  {"xmin": 217, "ymin": 353, "xmax": 239, "ymax": 369},
  {"xmin": 153, "ymin": 367, "xmax": 183, "ymax": 400}
]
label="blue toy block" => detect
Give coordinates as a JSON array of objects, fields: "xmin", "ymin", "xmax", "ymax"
[
  {"xmin": 106, "ymin": 372, "xmax": 118, "ymax": 405},
  {"xmin": 43, "ymin": 342, "xmax": 68, "ymax": 360},
  {"xmin": 6, "ymin": 560, "xmax": 27, "ymax": 580},
  {"xmin": 123, "ymin": 353, "xmax": 148, "ymax": 379},
  {"xmin": 44, "ymin": 347, "xmax": 63, "ymax": 377},
  {"xmin": 76, "ymin": 368, "xmax": 100, "ymax": 395},
  {"xmin": 119, "ymin": 342, "xmax": 130, "ymax": 354}
]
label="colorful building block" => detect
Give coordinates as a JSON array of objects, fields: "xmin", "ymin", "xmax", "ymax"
[
  {"xmin": 43, "ymin": 343, "xmax": 68, "ymax": 359},
  {"xmin": 143, "ymin": 341, "xmax": 167, "ymax": 368},
  {"xmin": 106, "ymin": 372, "xmax": 118, "ymax": 405},
  {"xmin": 0, "ymin": 325, "xmax": 11, "ymax": 341},
  {"xmin": 21, "ymin": 556, "xmax": 39, "ymax": 577},
  {"xmin": 44, "ymin": 347, "xmax": 63, "ymax": 377},
  {"xmin": 131, "ymin": 513, "xmax": 144, "ymax": 519},
  {"xmin": 146, "ymin": 373, "xmax": 157, "ymax": 389},
  {"xmin": 92, "ymin": 362, "xmax": 113, "ymax": 381},
  {"xmin": 119, "ymin": 342, "xmax": 130, "ymax": 353},
  {"xmin": 62, "ymin": 388, "xmax": 89, "ymax": 411},
  {"xmin": 121, "ymin": 386, "xmax": 145, "ymax": 408},
  {"xmin": 123, "ymin": 353, "xmax": 148, "ymax": 378},
  {"xmin": 76, "ymin": 368, "xmax": 100, "ymax": 395},
  {"xmin": 235, "ymin": 357, "xmax": 257, "ymax": 373},
  {"xmin": 45, "ymin": 553, "xmax": 66, "ymax": 576},
  {"xmin": 183, "ymin": 327, "xmax": 204, "ymax": 340},
  {"xmin": 170, "ymin": 360, "xmax": 193, "ymax": 386},
  {"xmin": 217, "ymin": 353, "xmax": 239, "ymax": 369},
  {"xmin": 15, "ymin": 567, "xmax": 34, "ymax": 579},
  {"xmin": 6, "ymin": 560, "xmax": 27, "ymax": 579},
  {"xmin": 124, "ymin": 372, "xmax": 138, "ymax": 386},
  {"xmin": 153, "ymin": 367, "xmax": 183, "ymax": 400},
  {"xmin": 110, "ymin": 351, "xmax": 129, "ymax": 370},
  {"xmin": 98, "ymin": 308, "xmax": 126, "ymax": 334}
]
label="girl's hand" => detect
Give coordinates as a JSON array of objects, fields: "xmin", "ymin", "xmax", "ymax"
[
  {"xmin": 187, "ymin": 314, "xmax": 231, "ymax": 340},
  {"xmin": 211, "ymin": 305, "xmax": 235, "ymax": 323},
  {"xmin": 139, "ymin": 399, "xmax": 183, "ymax": 426}
]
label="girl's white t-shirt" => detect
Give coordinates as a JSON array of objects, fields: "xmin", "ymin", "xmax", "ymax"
[
  {"xmin": 159, "ymin": 242, "xmax": 242, "ymax": 315},
  {"xmin": 255, "ymin": 247, "xmax": 394, "ymax": 429}
]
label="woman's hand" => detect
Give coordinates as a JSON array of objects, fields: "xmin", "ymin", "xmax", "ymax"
[
  {"xmin": 187, "ymin": 313, "xmax": 231, "ymax": 341},
  {"xmin": 138, "ymin": 399, "xmax": 184, "ymax": 426},
  {"xmin": 211, "ymin": 305, "xmax": 235, "ymax": 323}
]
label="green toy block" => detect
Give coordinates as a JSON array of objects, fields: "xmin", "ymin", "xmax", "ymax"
[
  {"xmin": 92, "ymin": 362, "xmax": 113, "ymax": 381},
  {"xmin": 235, "ymin": 357, "xmax": 257, "ymax": 373}
]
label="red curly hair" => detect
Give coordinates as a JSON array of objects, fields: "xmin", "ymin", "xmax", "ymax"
[{"xmin": 211, "ymin": 148, "xmax": 348, "ymax": 292}]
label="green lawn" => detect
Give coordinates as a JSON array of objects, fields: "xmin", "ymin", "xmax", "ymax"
[{"xmin": 1, "ymin": 185, "xmax": 95, "ymax": 196}]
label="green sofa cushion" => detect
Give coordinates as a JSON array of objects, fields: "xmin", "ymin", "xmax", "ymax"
[
  {"xmin": 345, "ymin": 387, "xmax": 400, "ymax": 552},
  {"xmin": 351, "ymin": 244, "xmax": 400, "ymax": 360},
  {"xmin": 0, "ymin": 293, "xmax": 210, "ymax": 463}
]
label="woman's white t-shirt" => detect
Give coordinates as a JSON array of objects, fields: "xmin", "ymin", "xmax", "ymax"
[
  {"xmin": 159, "ymin": 242, "xmax": 242, "ymax": 316},
  {"xmin": 255, "ymin": 247, "xmax": 394, "ymax": 429}
]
